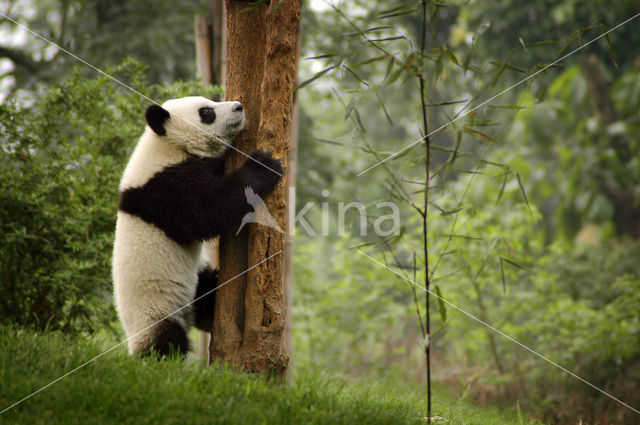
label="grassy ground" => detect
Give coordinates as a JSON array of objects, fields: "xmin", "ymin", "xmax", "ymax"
[{"xmin": 0, "ymin": 327, "xmax": 542, "ymax": 425}]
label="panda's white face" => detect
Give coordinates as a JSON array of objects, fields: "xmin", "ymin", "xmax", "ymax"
[{"xmin": 150, "ymin": 96, "xmax": 246, "ymax": 158}]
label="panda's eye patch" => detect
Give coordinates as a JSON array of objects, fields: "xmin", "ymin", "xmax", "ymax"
[{"xmin": 199, "ymin": 107, "xmax": 216, "ymax": 124}]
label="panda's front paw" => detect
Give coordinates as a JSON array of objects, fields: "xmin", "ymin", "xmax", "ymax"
[{"xmin": 246, "ymin": 149, "xmax": 284, "ymax": 176}]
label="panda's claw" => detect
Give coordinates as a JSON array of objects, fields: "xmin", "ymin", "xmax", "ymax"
[{"xmin": 247, "ymin": 149, "xmax": 284, "ymax": 175}]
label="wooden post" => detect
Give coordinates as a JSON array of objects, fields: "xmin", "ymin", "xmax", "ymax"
[
  {"xmin": 211, "ymin": 0, "xmax": 300, "ymax": 375},
  {"xmin": 210, "ymin": 0, "xmax": 226, "ymax": 87},
  {"xmin": 195, "ymin": 16, "xmax": 212, "ymax": 85}
]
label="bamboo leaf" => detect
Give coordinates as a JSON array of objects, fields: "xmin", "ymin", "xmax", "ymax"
[
  {"xmin": 496, "ymin": 171, "xmax": 508, "ymax": 205},
  {"xmin": 464, "ymin": 126, "xmax": 494, "ymax": 142},
  {"xmin": 447, "ymin": 131, "xmax": 462, "ymax": 166},
  {"xmin": 502, "ymin": 257, "xmax": 531, "ymax": 272},
  {"xmin": 531, "ymin": 40, "xmax": 556, "ymax": 47},
  {"xmin": 499, "ymin": 257, "xmax": 506, "ymax": 295},
  {"xmin": 353, "ymin": 108, "xmax": 366, "ymax": 133},
  {"xmin": 385, "ymin": 64, "xmax": 405, "ymax": 85},
  {"xmin": 489, "ymin": 60, "xmax": 527, "ymax": 74},
  {"xmin": 314, "ymin": 138, "xmax": 343, "ymax": 146},
  {"xmin": 294, "ymin": 65, "xmax": 336, "ymax": 91},
  {"xmin": 440, "ymin": 207, "xmax": 463, "ymax": 216},
  {"xmin": 487, "ymin": 104, "xmax": 526, "ymax": 110},
  {"xmin": 443, "ymin": 48, "xmax": 459, "ymax": 66},
  {"xmin": 515, "ymin": 172, "xmax": 532, "ymax": 215},
  {"xmin": 434, "ymin": 285, "xmax": 447, "ymax": 324},
  {"xmin": 488, "ymin": 49, "xmax": 516, "ymax": 87},
  {"xmin": 344, "ymin": 26, "xmax": 391, "ymax": 37},
  {"xmin": 462, "ymin": 52, "xmax": 472, "ymax": 72},
  {"xmin": 426, "ymin": 99, "xmax": 468, "ymax": 107},
  {"xmin": 599, "ymin": 23, "xmax": 618, "ymax": 68},
  {"xmin": 557, "ymin": 30, "xmax": 577, "ymax": 56},
  {"xmin": 352, "ymin": 54, "xmax": 388, "ymax": 67},
  {"xmin": 518, "ymin": 37, "xmax": 527, "ymax": 50},
  {"xmin": 342, "ymin": 64, "xmax": 370, "ymax": 87},
  {"xmin": 384, "ymin": 56, "xmax": 395, "ymax": 81},
  {"xmin": 478, "ymin": 159, "xmax": 508, "ymax": 169},
  {"xmin": 434, "ymin": 49, "xmax": 443, "ymax": 80},
  {"xmin": 441, "ymin": 233, "xmax": 483, "ymax": 241},
  {"xmin": 344, "ymin": 97, "xmax": 357, "ymax": 121},
  {"xmin": 369, "ymin": 36, "xmax": 407, "ymax": 43},
  {"xmin": 471, "ymin": 21, "xmax": 490, "ymax": 45},
  {"xmin": 304, "ymin": 53, "xmax": 338, "ymax": 60},
  {"xmin": 373, "ymin": 88, "xmax": 393, "ymax": 126},
  {"xmin": 430, "ymin": 202, "xmax": 445, "ymax": 213},
  {"xmin": 377, "ymin": 4, "xmax": 418, "ymax": 19}
]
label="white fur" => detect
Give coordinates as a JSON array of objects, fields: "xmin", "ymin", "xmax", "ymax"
[{"xmin": 113, "ymin": 96, "xmax": 245, "ymax": 354}]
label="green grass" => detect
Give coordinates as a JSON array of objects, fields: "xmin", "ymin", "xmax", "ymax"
[{"xmin": 0, "ymin": 327, "xmax": 542, "ymax": 425}]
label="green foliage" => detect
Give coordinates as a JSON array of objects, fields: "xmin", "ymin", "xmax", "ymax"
[
  {"xmin": 498, "ymin": 65, "xmax": 640, "ymax": 242},
  {"xmin": 1, "ymin": 0, "xmax": 205, "ymax": 96},
  {"xmin": 292, "ymin": 153, "xmax": 640, "ymax": 422},
  {"xmin": 499, "ymin": 241, "xmax": 640, "ymax": 423},
  {"xmin": 292, "ymin": 236, "xmax": 423, "ymax": 377},
  {"xmin": 0, "ymin": 59, "xmax": 221, "ymax": 333},
  {"xmin": 297, "ymin": 2, "xmax": 640, "ymax": 423},
  {"xmin": 391, "ymin": 168, "xmax": 640, "ymax": 423},
  {"xmin": 463, "ymin": 0, "xmax": 640, "ymax": 76},
  {"xmin": 0, "ymin": 326, "xmax": 544, "ymax": 425}
]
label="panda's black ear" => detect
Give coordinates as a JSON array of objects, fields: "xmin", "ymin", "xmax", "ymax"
[{"xmin": 145, "ymin": 104, "xmax": 170, "ymax": 136}]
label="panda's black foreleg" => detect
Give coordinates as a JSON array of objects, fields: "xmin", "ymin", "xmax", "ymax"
[{"xmin": 194, "ymin": 266, "xmax": 218, "ymax": 332}]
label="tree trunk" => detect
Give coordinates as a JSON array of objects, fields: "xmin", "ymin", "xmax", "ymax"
[
  {"xmin": 211, "ymin": 0, "xmax": 300, "ymax": 376},
  {"xmin": 580, "ymin": 54, "xmax": 640, "ymax": 238}
]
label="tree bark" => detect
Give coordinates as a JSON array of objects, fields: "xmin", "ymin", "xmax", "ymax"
[{"xmin": 211, "ymin": 0, "xmax": 299, "ymax": 376}]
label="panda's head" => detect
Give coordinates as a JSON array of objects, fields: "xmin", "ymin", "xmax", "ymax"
[{"xmin": 145, "ymin": 96, "xmax": 246, "ymax": 157}]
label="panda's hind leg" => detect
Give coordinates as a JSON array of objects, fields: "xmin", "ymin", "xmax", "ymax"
[
  {"xmin": 140, "ymin": 318, "xmax": 190, "ymax": 359},
  {"xmin": 193, "ymin": 266, "xmax": 218, "ymax": 332}
]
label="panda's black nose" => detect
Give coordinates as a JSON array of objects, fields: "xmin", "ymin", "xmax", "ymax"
[{"xmin": 233, "ymin": 104, "xmax": 243, "ymax": 112}]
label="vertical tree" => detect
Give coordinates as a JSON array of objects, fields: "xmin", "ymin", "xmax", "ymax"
[{"xmin": 211, "ymin": 0, "xmax": 300, "ymax": 375}]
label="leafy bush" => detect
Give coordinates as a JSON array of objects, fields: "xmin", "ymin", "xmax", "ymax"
[
  {"xmin": 0, "ymin": 59, "xmax": 221, "ymax": 333},
  {"xmin": 292, "ymin": 235, "xmax": 424, "ymax": 378},
  {"xmin": 499, "ymin": 241, "xmax": 640, "ymax": 424}
]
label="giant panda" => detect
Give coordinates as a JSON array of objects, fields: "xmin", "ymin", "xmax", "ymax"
[{"xmin": 113, "ymin": 96, "xmax": 283, "ymax": 357}]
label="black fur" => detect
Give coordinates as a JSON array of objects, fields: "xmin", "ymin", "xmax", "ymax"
[
  {"xmin": 145, "ymin": 104, "xmax": 170, "ymax": 136},
  {"xmin": 140, "ymin": 319, "xmax": 189, "ymax": 359},
  {"xmin": 118, "ymin": 149, "xmax": 283, "ymax": 246},
  {"xmin": 199, "ymin": 106, "xmax": 216, "ymax": 124},
  {"xmin": 193, "ymin": 266, "xmax": 218, "ymax": 332}
]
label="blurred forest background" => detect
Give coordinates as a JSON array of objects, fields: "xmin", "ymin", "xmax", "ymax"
[{"xmin": 1, "ymin": 1, "xmax": 640, "ymax": 424}]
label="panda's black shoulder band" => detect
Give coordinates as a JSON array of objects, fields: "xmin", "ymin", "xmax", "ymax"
[{"xmin": 146, "ymin": 104, "xmax": 170, "ymax": 136}]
